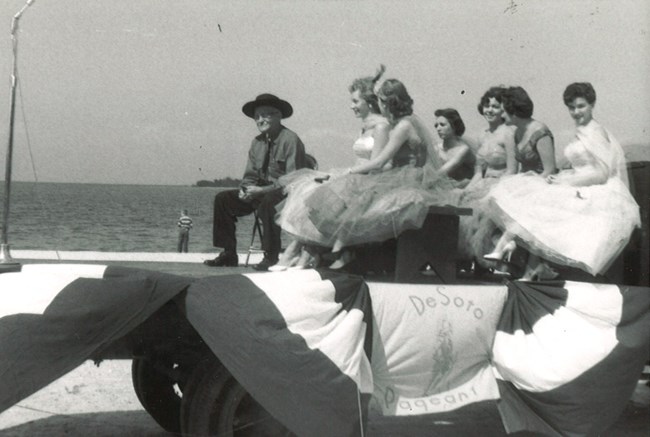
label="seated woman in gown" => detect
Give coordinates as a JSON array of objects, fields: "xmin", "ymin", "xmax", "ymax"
[
  {"xmin": 485, "ymin": 82, "xmax": 640, "ymax": 279},
  {"xmin": 432, "ymin": 108, "xmax": 476, "ymax": 185},
  {"xmin": 270, "ymin": 66, "xmax": 391, "ymax": 270},
  {"xmin": 456, "ymin": 87, "xmax": 517, "ymax": 270},
  {"xmin": 304, "ymin": 78, "xmax": 459, "ymax": 268},
  {"xmin": 474, "ymin": 85, "xmax": 557, "ymax": 278},
  {"xmin": 499, "ymin": 86, "xmax": 557, "ymax": 177}
]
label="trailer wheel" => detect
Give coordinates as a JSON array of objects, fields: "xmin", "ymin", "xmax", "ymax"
[
  {"xmin": 215, "ymin": 379, "xmax": 295, "ymax": 437},
  {"xmin": 131, "ymin": 357, "xmax": 182, "ymax": 433},
  {"xmin": 180, "ymin": 357, "xmax": 230, "ymax": 435},
  {"xmin": 181, "ymin": 360, "xmax": 292, "ymax": 436}
]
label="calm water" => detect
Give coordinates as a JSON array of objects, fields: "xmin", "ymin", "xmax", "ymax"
[{"xmin": 1, "ymin": 182, "xmax": 269, "ymax": 253}]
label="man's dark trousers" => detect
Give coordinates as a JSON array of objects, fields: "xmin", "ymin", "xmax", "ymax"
[{"xmin": 212, "ymin": 188, "xmax": 286, "ymax": 260}]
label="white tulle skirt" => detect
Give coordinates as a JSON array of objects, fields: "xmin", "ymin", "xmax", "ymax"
[
  {"xmin": 455, "ymin": 177, "xmax": 503, "ymax": 265},
  {"xmin": 486, "ymin": 172, "xmax": 640, "ymax": 275},
  {"xmin": 301, "ymin": 166, "xmax": 459, "ymax": 247},
  {"xmin": 276, "ymin": 168, "xmax": 337, "ymax": 246}
]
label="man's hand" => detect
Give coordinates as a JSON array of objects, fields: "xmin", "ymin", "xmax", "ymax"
[
  {"xmin": 239, "ymin": 185, "xmax": 269, "ymax": 201},
  {"xmin": 238, "ymin": 188, "xmax": 251, "ymax": 201}
]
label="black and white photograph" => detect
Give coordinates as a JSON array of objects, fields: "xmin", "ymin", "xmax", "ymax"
[{"xmin": 1, "ymin": 0, "xmax": 648, "ymax": 435}]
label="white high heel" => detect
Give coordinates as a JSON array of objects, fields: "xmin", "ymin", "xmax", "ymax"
[
  {"xmin": 522, "ymin": 262, "xmax": 559, "ymax": 281},
  {"xmin": 329, "ymin": 250, "xmax": 354, "ymax": 270},
  {"xmin": 484, "ymin": 240, "xmax": 516, "ymax": 262},
  {"xmin": 269, "ymin": 243, "xmax": 303, "ymax": 272},
  {"xmin": 287, "ymin": 248, "xmax": 318, "ymax": 270}
]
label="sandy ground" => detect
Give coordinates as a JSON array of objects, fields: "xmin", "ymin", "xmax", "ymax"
[
  {"xmin": 1, "ymin": 259, "xmax": 649, "ymax": 436},
  {"xmin": 0, "ymin": 360, "xmax": 171, "ymax": 437}
]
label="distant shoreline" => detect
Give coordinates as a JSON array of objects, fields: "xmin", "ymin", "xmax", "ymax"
[{"xmin": 7, "ymin": 144, "xmax": 647, "ymax": 187}]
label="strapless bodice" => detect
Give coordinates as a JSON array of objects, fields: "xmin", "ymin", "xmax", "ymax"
[{"xmin": 352, "ymin": 135, "xmax": 375, "ymax": 163}]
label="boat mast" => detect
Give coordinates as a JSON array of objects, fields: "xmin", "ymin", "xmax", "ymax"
[{"xmin": 1, "ymin": 0, "xmax": 36, "ymax": 273}]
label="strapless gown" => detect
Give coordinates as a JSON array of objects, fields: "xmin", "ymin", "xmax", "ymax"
[
  {"xmin": 276, "ymin": 135, "xmax": 379, "ymax": 246},
  {"xmin": 486, "ymin": 121, "xmax": 640, "ymax": 275},
  {"xmin": 303, "ymin": 136, "xmax": 458, "ymax": 247},
  {"xmin": 456, "ymin": 128, "xmax": 511, "ymax": 263}
]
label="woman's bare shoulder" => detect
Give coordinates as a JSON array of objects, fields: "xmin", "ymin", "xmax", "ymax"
[
  {"xmin": 374, "ymin": 120, "xmax": 391, "ymax": 133},
  {"xmin": 393, "ymin": 117, "xmax": 415, "ymax": 133},
  {"xmin": 588, "ymin": 120, "xmax": 609, "ymax": 141}
]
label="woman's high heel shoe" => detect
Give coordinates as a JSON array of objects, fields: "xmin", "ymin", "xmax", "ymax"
[
  {"xmin": 329, "ymin": 250, "xmax": 354, "ymax": 270},
  {"xmin": 522, "ymin": 262, "xmax": 559, "ymax": 281},
  {"xmin": 484, "ymin": 240, "xmax": 516, "ymax": 262},
  {"xmin": 268, "ymin": 253, "xmax": 301, "ymax": 272},
  {"xmin": 287, "ymin": 249, "xmax": 319, "ymax": 270}
]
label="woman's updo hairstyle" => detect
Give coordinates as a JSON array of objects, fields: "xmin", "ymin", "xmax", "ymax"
[
  {"xmin": 434, "ymin": 108, "xmax": 466, "ymax": 136},
  {"xmin": 477, "ymin": 86, "xmax": 507, "ymax": 115},
  {"xmin": 349, "ymin": 65, "xmax": 386, "ymax": 114},
  {"xmin": 501, "ymin": 86, "xmax": 534, "ymax": 119},
  {"xmin": 563, "ymin": 82, "xmax": 596, "ymax": 106},
  {"xmin": 377, "ymin": 78, "xmax": 414, "ymax": 119}
]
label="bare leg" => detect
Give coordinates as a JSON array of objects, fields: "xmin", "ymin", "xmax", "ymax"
[
  {"xmin": 288, "ymin": 244, "xmax": 321, "ymax": 269},
  {"xmin": 269, "ymin": 240, "xmax": 302, "ymax": 271},
  {"xmin": 295, "ymin": 248, "xmax": 315, "ymax": 268},
  {"xmin": 522, "ymin": 254, "xmax": 558, "ymax": 281},
  {"xmin": 332, "ymin": 239, "xmax": 345, "ymax": 253},
  {"xmin": 484, "ymin": 231, "xmax": 516, "ymax": 262}
]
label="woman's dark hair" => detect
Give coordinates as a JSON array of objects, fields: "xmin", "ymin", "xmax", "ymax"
[
  {"xmin": 477, "ymin": 86, "xmax": 507, "ymax": 115},
  {"xmin": 501, "ymin": 86, "xmax": 534, "ymax": 118},
  {"xmin": 563, "ymin": 82, "xmax": 596, "ymax": 106},
  {"xmin": 377, "ymin": 78, "xmax": 413, "ymax": 118},
  {"xmin": 434, "ymin": 108, "xmax": 466, "ymax": 136},
  {"xmin": 349, "ymin": 65, "xmax": 386, "ymax": 114}
]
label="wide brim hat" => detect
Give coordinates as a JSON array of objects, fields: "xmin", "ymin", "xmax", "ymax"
[{"xmin": 242, "ymin": 93, "xmax": 293, "ymax": 119}]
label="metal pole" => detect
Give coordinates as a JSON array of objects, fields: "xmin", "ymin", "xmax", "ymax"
[{"xmin": 1, "ymin": 0, "xmax": 35, "ymax": 273}]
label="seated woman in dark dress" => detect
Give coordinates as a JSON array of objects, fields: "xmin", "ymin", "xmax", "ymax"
[
  {"xmin": 481, "ymin": 86, "xmax": 558, "ymax": 279},
  {"xmin": 432, "ymin": 108, "xmax": 476, "ymax": 184}
]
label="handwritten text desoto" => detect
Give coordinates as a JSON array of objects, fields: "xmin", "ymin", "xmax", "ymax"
[{"xmin": 409, "ymin": 287, "xmax": 484, "ymax": 320}]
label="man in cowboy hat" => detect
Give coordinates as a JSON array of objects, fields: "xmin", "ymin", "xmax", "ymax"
[{"xmin": 205, "ymin": 93, "xmax": 307, "ymax": 271}]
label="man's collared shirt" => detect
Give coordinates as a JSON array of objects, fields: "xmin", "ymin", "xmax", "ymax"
[{"xmin": 241, "ymin": 125, "xmax": 306, "ymax": 188}]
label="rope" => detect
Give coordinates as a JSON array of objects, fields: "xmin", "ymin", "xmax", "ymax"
[
  {"xmin": 16, "ymin": 66, "xmax": 62, "ymax": 261},
  {"xmin": 356, "ymin": 388, "xmax": 366, "ymax": 437},
  {"xmin": 17, "ymin": 67, "xmax": 38, "ymax": 182}
]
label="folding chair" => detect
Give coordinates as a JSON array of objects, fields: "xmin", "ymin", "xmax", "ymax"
[
  {"xmin": 245, "ymin": 210, "xmax": 265, "ymax": 267},
  {"xmin": 244, "ymin": 154, "xmax": 317, "ymax": 267}
]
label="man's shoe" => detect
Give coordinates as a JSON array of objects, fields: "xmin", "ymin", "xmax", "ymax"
[
  {"xmin": 253, "ymin": 257, "xmax": 278, "ymax": 272},
  {"xmin": 204, "ymin": 252, "xmax": 238, "ymax": 267}
]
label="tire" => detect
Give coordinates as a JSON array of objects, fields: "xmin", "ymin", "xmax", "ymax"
[
  {"xmin": 131, "ymin": 357, "xmax": 183, "ymax": 433},
  {"xmin": 215, "ymin": 380, "xmax": 295, "ymax": 437},
  {"xmin": 181, "ymin": 361, "xmax": 293, "ymax": 437},
  {"xmin": 180, "ymin": 358, "xmax": 230, "ymax": 436}
]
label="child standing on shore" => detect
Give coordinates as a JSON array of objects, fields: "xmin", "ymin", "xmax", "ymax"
[{"xmin": 177, "ymin": 209, "xmax": 193, "ymax": 253}]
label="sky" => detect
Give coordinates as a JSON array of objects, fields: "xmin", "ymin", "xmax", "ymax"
[{"xmin": 0, "ymin": 0, "xmax": 648, "ymax": 185}]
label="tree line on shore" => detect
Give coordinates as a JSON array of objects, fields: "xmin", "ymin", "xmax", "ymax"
[{"xmin": 193, "ymin": 177, "xmax": 241, "ymax": 187}]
